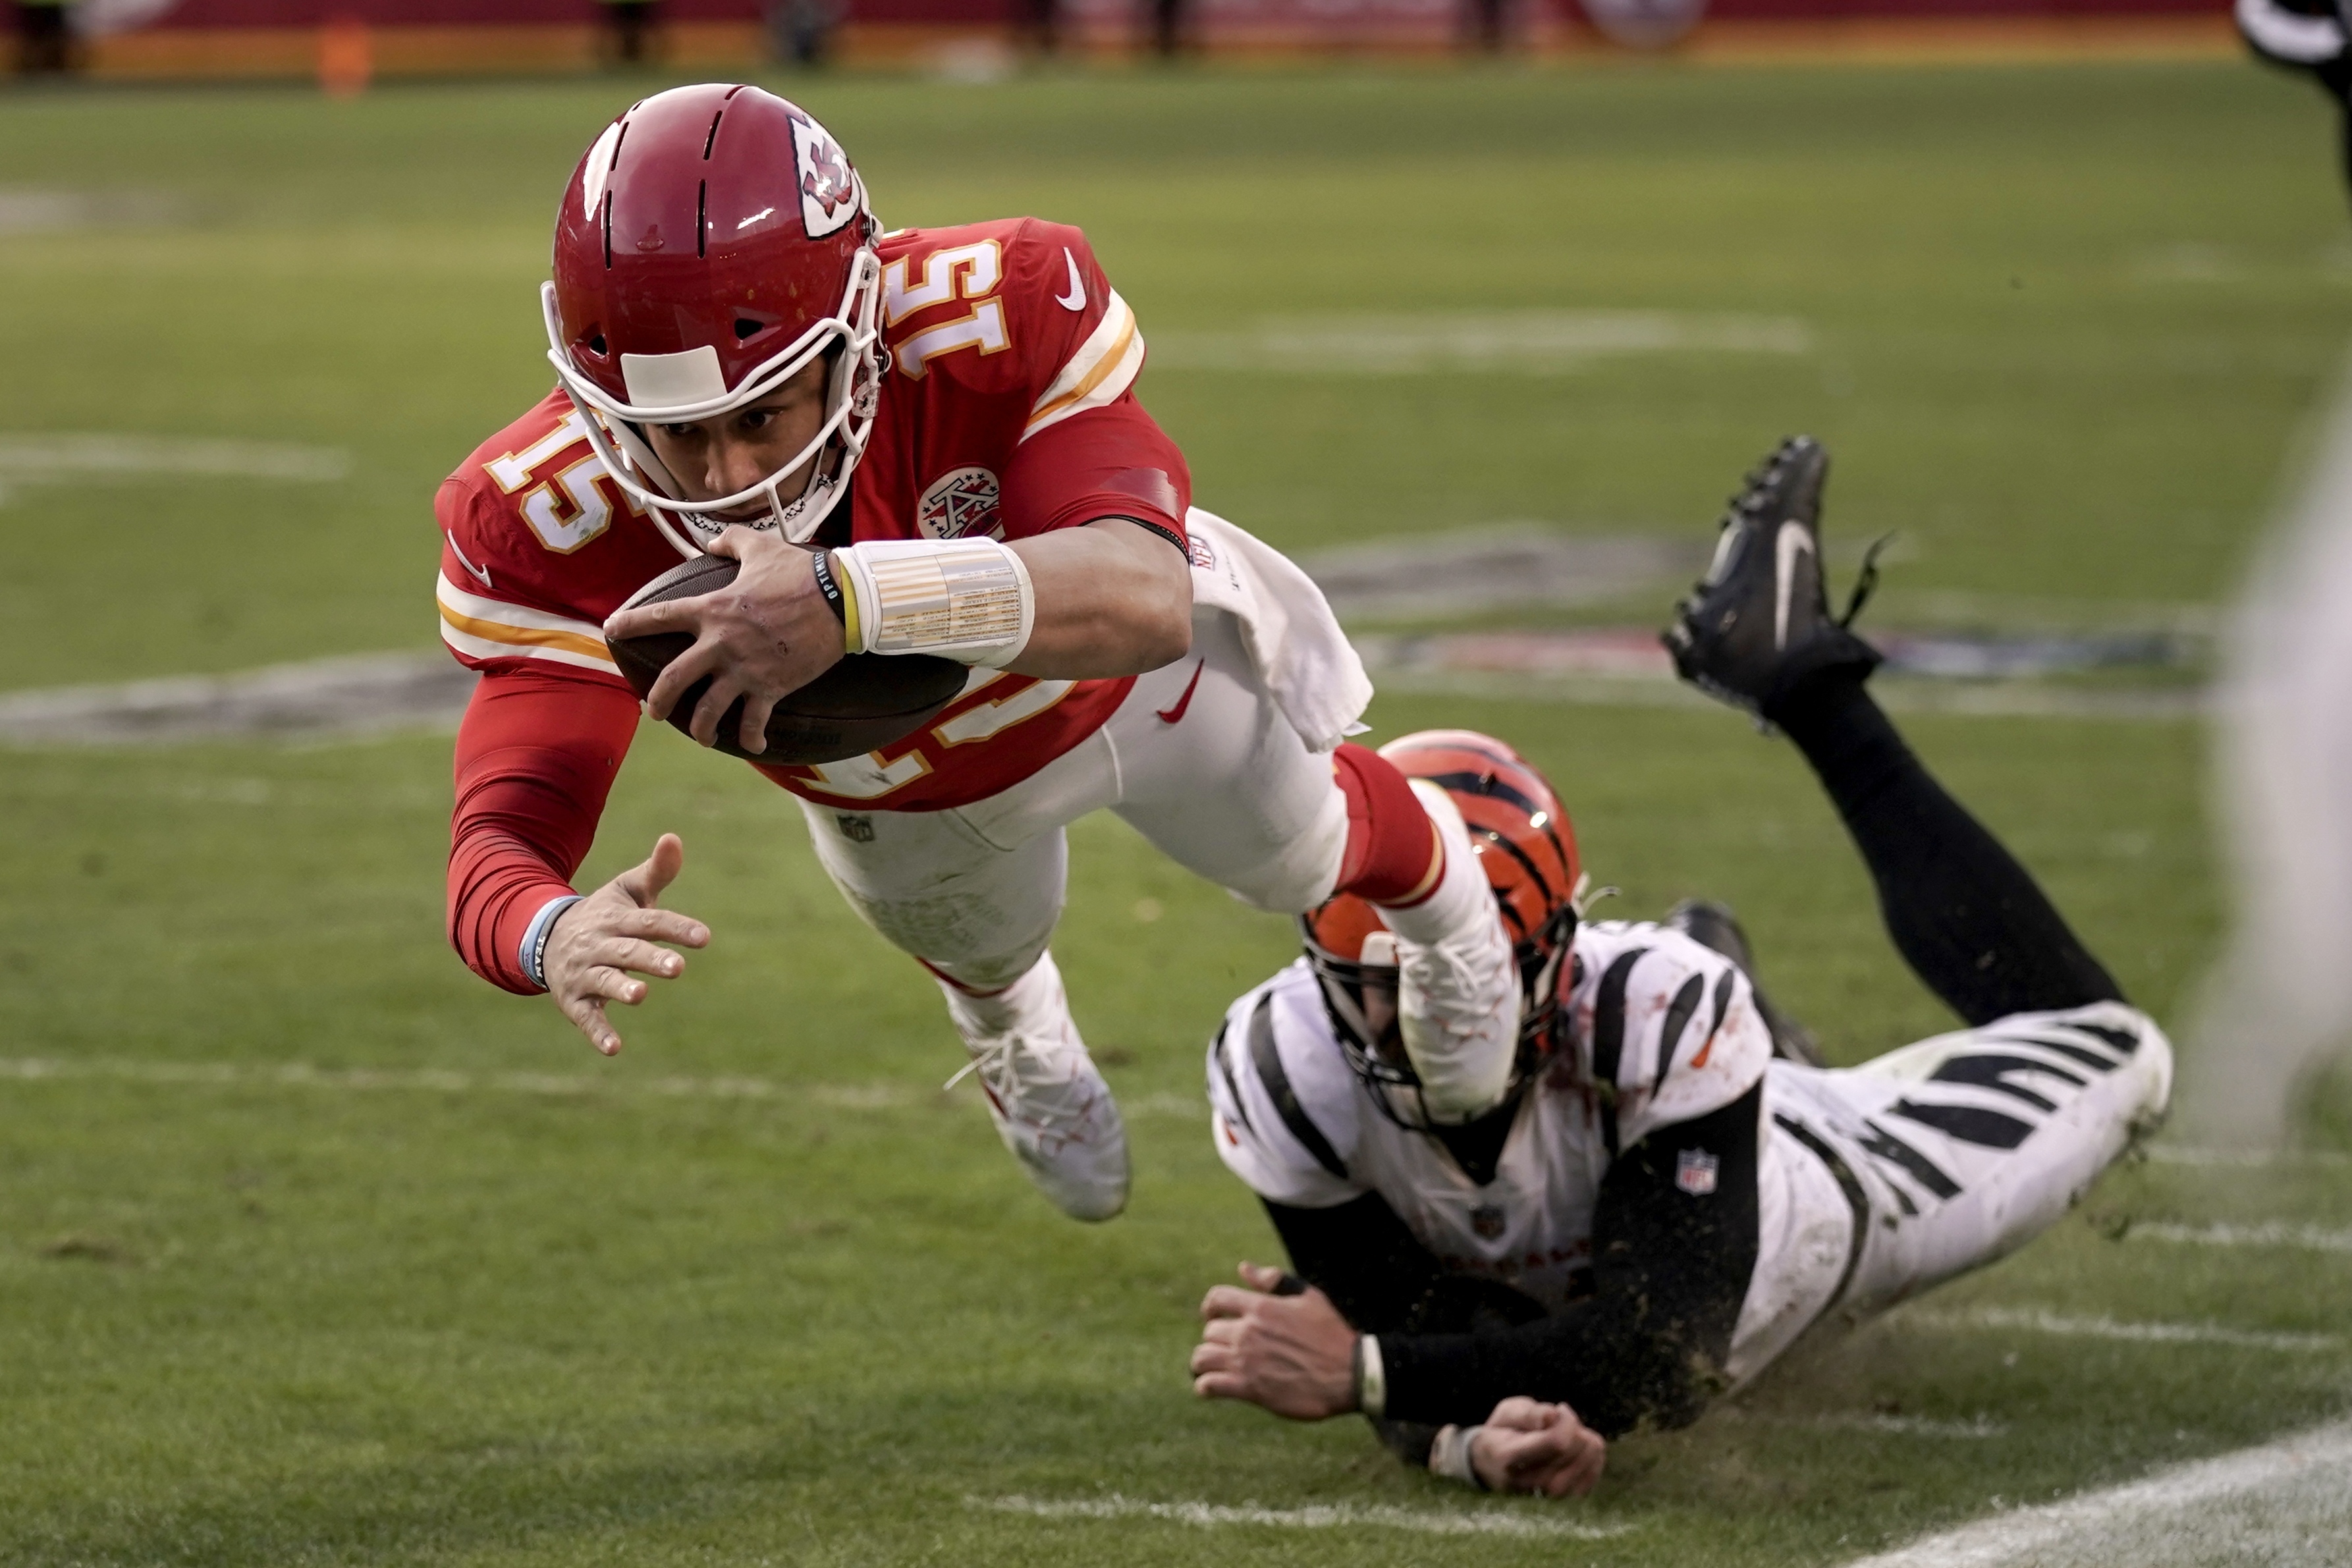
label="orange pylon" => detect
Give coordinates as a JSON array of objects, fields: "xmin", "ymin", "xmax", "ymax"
[{"xmin": 319, "ymin": 14, "xmax": 373, "ymax": 98}]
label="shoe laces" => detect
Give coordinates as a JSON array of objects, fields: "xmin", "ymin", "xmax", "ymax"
[
  {"xmin": 944, "ymin": 1031, "xmax": 1085, "ymax": 1123},
  {"xmin": 1840, "ymin": 532, "xmax": 1895, "ymax": 628},
  {"xmin": 1402, "ymin": 927, "xmax": 1519, "ymax": 1044},
  {"xmin": 943, "ymin": 1033, "xmax": 1021, "ymax": 1098}
]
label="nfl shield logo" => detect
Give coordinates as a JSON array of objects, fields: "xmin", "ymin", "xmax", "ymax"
[
  {"xmin": 1676, "ymin": 1148, "xmax": 1720, "ymax": 1196},
  {"xmin": 1469, "ymin": 1204, "xmax": 1506, "ymax": 1240}
]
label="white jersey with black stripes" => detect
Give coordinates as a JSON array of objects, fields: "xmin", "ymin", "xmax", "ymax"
[{"xmin": 1207, "ymin": 919, "xmax": 2173, "ymax": 1386}]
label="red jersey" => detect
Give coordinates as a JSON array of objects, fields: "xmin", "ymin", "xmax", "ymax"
[{"xmin": 439, "ymin": 219, "xmax": 1192, "ymax": 992}]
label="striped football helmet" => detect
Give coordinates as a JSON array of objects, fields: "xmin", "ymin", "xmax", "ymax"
[{"xmin": 1301, "ymin": 730, "xmax": 1583, "ymax": 1129}]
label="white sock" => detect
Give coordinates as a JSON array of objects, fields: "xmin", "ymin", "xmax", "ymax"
[
  {"xmin": 1376, "ymin": 782, "xmax": 1493, "ymax": 949},
  {"xmin": 1380, "ymin": 782, "xmax": 1519, "ymax": 1122},
  {"xmin": 940, "ymin": 950, "xmax": 1068, "ymax": 1044}
]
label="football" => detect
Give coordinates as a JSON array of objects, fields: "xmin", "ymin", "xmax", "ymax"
[{"xmin": 605, "ymin": 553, "xmax": 968, "ymax": 764}]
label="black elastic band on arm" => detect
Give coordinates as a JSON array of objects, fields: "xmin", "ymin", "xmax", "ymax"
[
  {"xmin": 809, "ymin": 549, "xmax": 848, "ymax": 624},
  {"xmin": 1089, "ymin": 513, "xmax": 1189, "ymax": 558}
]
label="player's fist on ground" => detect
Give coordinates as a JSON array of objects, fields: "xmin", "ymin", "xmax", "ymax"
[
  {"xmin": 543, "ymin": 833, "xmax": 710, "ymax": 1057},
  {"xmin": 1471, "ymin": 1397, "xmax": 1607, "ymax": 1498},
  {"xmin": 1190, "ymin": 1262, "xmax": 1359, "ymax": 1420}
]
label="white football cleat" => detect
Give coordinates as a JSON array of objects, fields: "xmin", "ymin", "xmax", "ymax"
[
  {"xmin": 1379, "ymin": 781, "xmax": 1521, "ymax": 1123},
  {"xmin": 941, "ymin": 952, "xmax": 1130, "ymax": 1222}
]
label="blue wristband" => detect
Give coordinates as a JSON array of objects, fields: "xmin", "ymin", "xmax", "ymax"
[{"xmin": 519, "ymin": 894, "xmax": 585, "ymax": 992}]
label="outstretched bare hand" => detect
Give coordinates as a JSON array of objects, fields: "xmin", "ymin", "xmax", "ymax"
[
  {"xmin": 542, "ymin": 833, "xmax": 709, "ymax": 1056},
  {"xmin": 1190, "ymin": 1261, "xmax": 1359, "ymax": 1420}
]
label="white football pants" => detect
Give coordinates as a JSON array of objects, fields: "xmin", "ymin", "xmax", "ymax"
[
  {"xmin": 796, "ymin": 608, "xmax": 1351, "ymax": 994},
  {"xmin": 1759, "ymin": 1000, "xmax": 2172, "ymax": 1353}
]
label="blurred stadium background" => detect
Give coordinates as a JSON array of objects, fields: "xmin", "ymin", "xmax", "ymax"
[
  {"xmin": 7, "ymin": 6, "xmax": 2352, "ymax": 1565},
  {"xmin": 6, "ymin": 0, "xmax": 2241, "ymax": 80}
]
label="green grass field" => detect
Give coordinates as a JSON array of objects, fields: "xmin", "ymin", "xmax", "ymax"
[{"xmin": 3, "ymin": 60, "xmax": 2351, "ymax": 1566}]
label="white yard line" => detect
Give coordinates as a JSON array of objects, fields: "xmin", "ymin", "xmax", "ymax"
[
  {"xmin": 0, "ymin": 433, "xmax": 348, "ymax": 483},
  {"xmin": 0, "ymin": 1056, "xmax": 1206, "ymax": 1117},
  {"xmin": 1811, "ymin": 1414, "xmax": 2008, "ymax": 1440},
  {"xmin": 1904, "ymin": 1306, "xmax": 2340, "ymax": 1353},
  {"xmin": 969, "ymin": 1493, "xmax": 1630, "ymax": 1538},
  {"xmin": 2143, "ymin": 1144, "xmax": 2352, "ymax": 1168},
  {"xmin": 1839, "ymin": 1419, "xmax": 2352, "ymax": 1568},
  {"xmin": 1147, "ymin": 310, "xmax": 1812, "ymax": 375},
  {"xmin": 2129, "ymin": 1220, "xmax": 2352, "ymax": 1254},
  {"xmin": 1719, "ymin": 1408, "xmax": 2008, "ymax": 1440}
]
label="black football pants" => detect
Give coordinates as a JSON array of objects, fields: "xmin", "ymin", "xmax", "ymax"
[{"xmin": 1767, "ymin": 672, "xmax": 2124, "ymax": 1027}]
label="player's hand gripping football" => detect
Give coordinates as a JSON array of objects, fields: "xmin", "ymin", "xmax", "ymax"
[
  {"xmin": 601, "ymin": 526, "xmax": 845, "ymax": 755},
  {"xmin": 1190, "ymin": 1262, "xmax": 1359, "ymax": 1419},
  {"xmin": 1470, "ymin": 1397, "xmax": 1607, "ymax": 1498},
  {"xmin": 543, "ymin": 833, "xmax": 710, "ymax": 1056}
]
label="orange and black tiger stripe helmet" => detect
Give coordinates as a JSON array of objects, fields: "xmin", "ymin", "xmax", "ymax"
[{"xmin": 1301, "ymin": 730, "xmax": 1583, "ymax": 1128}]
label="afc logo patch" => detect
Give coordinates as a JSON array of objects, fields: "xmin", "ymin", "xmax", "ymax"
[
  {"xmin": 790, "ymin": 111, "xmax": 861, "ymax": 239},
  {"xmin": 917, "ymin": 466, "xmax": 1002, "ymax": 540},
  {"xmin": 1676, "ymin": 1148, "xmax": 1720, "ymax": 1196}
]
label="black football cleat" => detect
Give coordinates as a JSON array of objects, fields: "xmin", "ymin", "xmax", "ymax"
[
  {"xmin": 2235, "ymin": 0, "xmax": 2352, "ymax": 203},
  {"xmin": 1666, "ymin": 898, "xmax": 1826, "ymax": 1067},
  {"xmin": 1662, "ymin": 436, "xmax": 1883, "ymax": 722}
]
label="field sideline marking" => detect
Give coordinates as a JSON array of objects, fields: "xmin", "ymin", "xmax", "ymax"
[
  {"xmin": 0, "ymin": 1056, "xmax": 1205, "ymax": 1118},
  {"xmin": 1905, "ymin": 1306, "xmax": 2340, "ymax": 1353},
  {"xmin": 968, "ymin": 1493, "xmax": 1631, "ymax": 1538},
  {"xmin": 1838, "ymin": 1418, "xmax": 2352, "ymax": 1568}
]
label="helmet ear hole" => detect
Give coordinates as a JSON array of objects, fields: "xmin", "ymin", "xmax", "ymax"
[
  {"xmin": 586, "ymin": 334, "xmax": 607, "ymax": 356},
  {"xmin": 734, "ymin": 317, "xmax": 765, "ymax": 341}
]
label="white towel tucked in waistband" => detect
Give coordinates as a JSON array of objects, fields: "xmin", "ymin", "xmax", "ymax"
[{"xmin": 1182, "ymin": 507, "xmax": 1373, "ymax": 754}]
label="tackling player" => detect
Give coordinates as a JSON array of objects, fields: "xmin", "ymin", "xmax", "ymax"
[
  {"xmin": 1188, "ymin": 439, "xmax": 2172, "ymax": 1496},
  {"xmin": 437, "ymin": 85, "xmax": 1517, "ymax": 1222}
]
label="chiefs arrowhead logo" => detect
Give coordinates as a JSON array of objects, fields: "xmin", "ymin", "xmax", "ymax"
[
  {"xmin": 790, "ymin": 112, "xmax": 861, "ymax": 238},
  {"xmin": 917, "ymin": 466, "xmax": 1002, "ymax": 541}
]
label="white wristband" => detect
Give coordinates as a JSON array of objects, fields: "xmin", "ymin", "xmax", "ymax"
[
  {"xmin": 833, "ymin": 537, "xmax": 1035, "ymax": 667},
  {"xmin": 1354, "ymin": 1334, "xmax": 1386, "ymax": 1420},
  {"xmin": 1428, "ymin": 1424, "xmax": 1488, "ymax": 1489},
  {"xmin": 518, "ymin": 894, "xmax": 584, "ymax": 992}
]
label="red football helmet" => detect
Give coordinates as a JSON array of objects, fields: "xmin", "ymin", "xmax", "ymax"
[
  {"xmin": 543, "ymin": 84, "xmax": 884, "ymax": 555},
  {"xmin": 1301, "ymin": 730, "xmax": 1583, "ymax": 1129}
]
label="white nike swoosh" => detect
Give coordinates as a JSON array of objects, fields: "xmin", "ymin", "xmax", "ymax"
[
  {"xmin": 446, "ymin": 530, "xmax": 493, "ymax": 589},
  {"xmin": 1774, "ymin": 522, "xmax": 1812, "ymax": 651},
  {"xmin": 1054, "ymin": 247, "xmax": 1085, "ymax": 313}
]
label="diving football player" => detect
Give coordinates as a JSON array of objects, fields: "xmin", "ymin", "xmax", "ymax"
[{"xmin": 437, "ymin": 85, "xmax": 1514, "ymax": 1222}]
